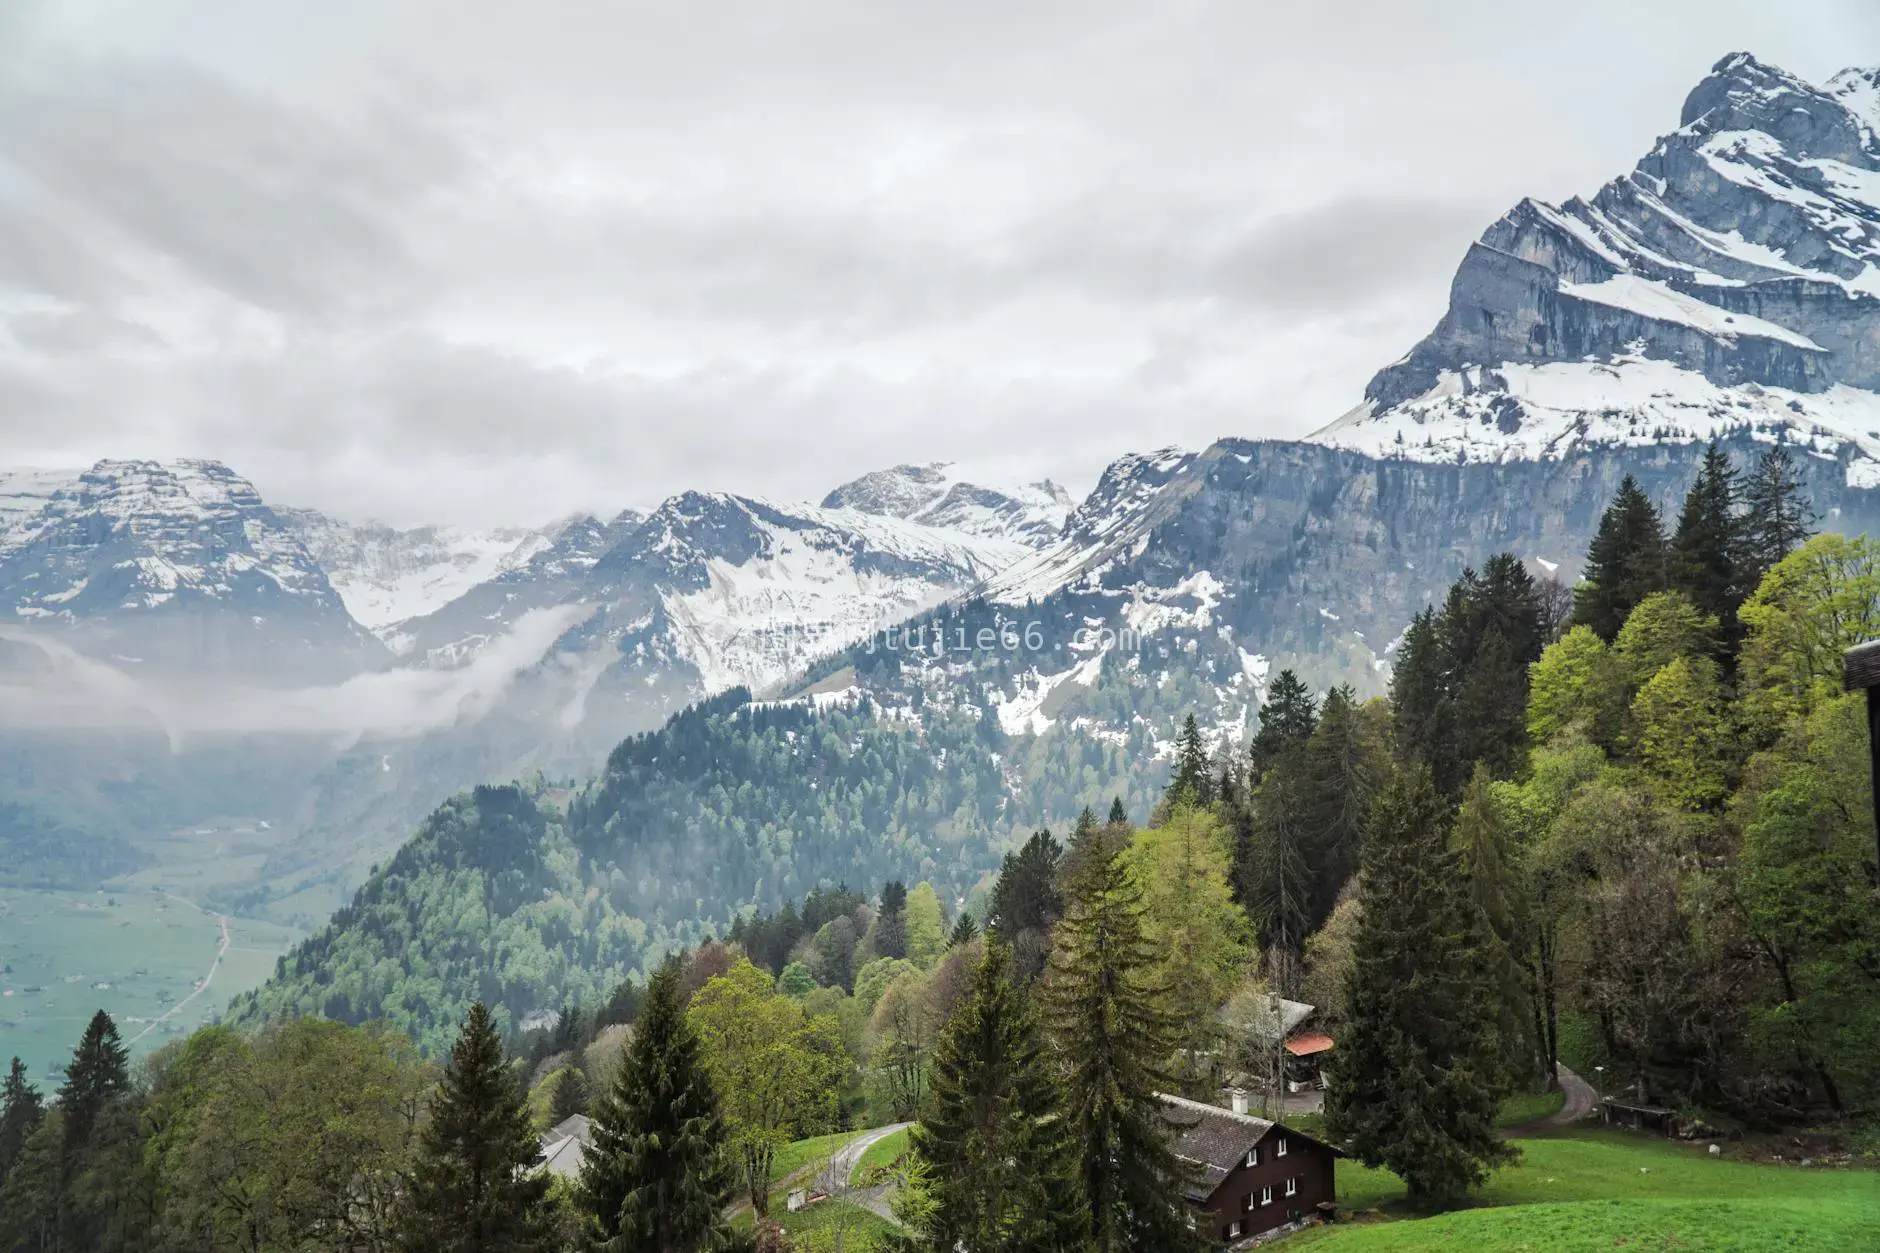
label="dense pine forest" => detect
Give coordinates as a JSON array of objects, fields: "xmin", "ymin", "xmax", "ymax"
[{"xmin": 3, "ymin": 444, "xmax": 1877, "ymax": 1250}]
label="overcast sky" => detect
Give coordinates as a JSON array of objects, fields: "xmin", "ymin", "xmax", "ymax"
[{"xmin": 1, "ymin": 1, "xmax": 1875, "ymax": 527}]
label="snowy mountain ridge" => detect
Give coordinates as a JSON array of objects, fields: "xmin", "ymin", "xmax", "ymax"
[{"xmin": 281, "ymin": 509, "xmax": 567, "ymax": 633}]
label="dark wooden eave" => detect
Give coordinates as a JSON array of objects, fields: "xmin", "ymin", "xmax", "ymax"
[{"xmin": 1844, "ymin": 639, "xmax": 1880, "ymax": 691}]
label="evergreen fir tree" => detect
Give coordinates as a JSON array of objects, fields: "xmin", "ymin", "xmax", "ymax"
[
  {"xmin": 1296, "ymin": 684, "xmax": 1386, "ymax": 931},
  {"xmin": 908, "ymin": 942, "xmax": 1087, "ymax": 1252},
  {"xmin": 549, "ymin": 1065, "xmax": 589, "ymax": 1125},
  {"xmin": 1107, "ymin": 796, "xmax": 1129, "ymax": 827},
  {"xmin": 60, "ymin": 1010, "xmax": 128, "ymax": 1152},
  {"xmin": 579, "ymin": 964, "xmax": 738, "ymax": 1252},
  {"xmin": 1389, "ymin": 608, "xmax": 1453, "ymax": 777},
  {"xmin": 1669, "ymin": 444, "xmax": 1746, "ymax": 648},
  {"xmin": 1573, "ymin": 475, "xmax": 1667, "ymax": 641},
  {"xmin": 1244, "ymin": 754, "xmax": 1312, "ymax": 980},
  {"xmin": 1165, "ymin": 714, "xmax": 1215, "ymax": 808},
  {"xmin": 398, "ymin": 1002, "xmax": 553, "ymax": 1253},
  {"xmin": 1740, "ymin": 444, "xmax": 1815, "ymax": 578},
  {"xmin": 947, "ymin": 911, "xmax": 979, "ymax": 949},
  {"xmin": 1043, "ymin": 833, "xmax": 1203, "ymax": 1253},
  {"xmin": 1449, "ymin": 627, "xmax": 1528, "ymax": 784},
  {"xmin": 1248, "ymin": 669, "xmax": 1318, "ymax": 781},
  {"xmin": 1324, "ymin": 770, "xmax": 1515, "ymax": 1210},
  {"xmin": 1452, "ymin": 766, "xmax": 1540, "ymax": 1086},
  {"xmin": 876, "ymin": 880, "xmax": 910, "ymax": 960},
  {"xmin": 987, "ymin": 829, "xmax": 1064, "ymax": 980},
  {"xmin": 0, "ymin": 1057, "xmax": 44, "ymax": 1185}
]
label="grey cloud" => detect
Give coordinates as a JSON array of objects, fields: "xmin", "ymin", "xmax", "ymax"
[
  {"xmin": 7, "ymin": 308, "xmax": 164, "ymax": 354},
  {"xmin": 0, "ymin": 60, "xmax": 469, "ymax": 322},
  {"xmin": 2, "ymin": 0, "xmax": 1876, "ymax": 529}
]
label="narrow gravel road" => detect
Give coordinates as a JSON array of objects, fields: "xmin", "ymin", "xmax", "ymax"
[{"xmin": 1503, "ymin": 1064, "xmax": 1598, "ymax": 1136}]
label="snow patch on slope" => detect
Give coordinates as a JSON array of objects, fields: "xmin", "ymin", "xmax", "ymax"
[
  {"xmin": 1313, "ymin": 356, "xmax": 1880, "ymax": 476},
  {"xmin": 1560, "ymin": 274, "xmax": 1825, "ymax": 349}
]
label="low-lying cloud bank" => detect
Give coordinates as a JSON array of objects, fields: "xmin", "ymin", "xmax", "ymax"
[{"xmin": 0, "ymin": 604, "xmax": 591, "ymax": 749}]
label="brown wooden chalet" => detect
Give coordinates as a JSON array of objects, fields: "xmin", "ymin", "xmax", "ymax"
[{"xmin": 1159, "ymin": 1093, "xmax": 1344, "ymax": 1245}]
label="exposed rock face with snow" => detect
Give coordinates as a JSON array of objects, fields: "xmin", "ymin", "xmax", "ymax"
[
  {"xmin": 397, "ymin": 487, "xmax": 1033, "ymax": 721},
  {"xmin": 821, "ymin": 463, "xmax": 1073, "ymax": 547},
  {"xmin": 0, "ymin": 460, "xmax": 380, "ymax": 677},
  {"xmin": 282, "ymin": 509, "xmax": 564, "ymax": 634},
  {"xmin": 1318, "ymin": 53, "xmax": 1880, "ymax": 477}
]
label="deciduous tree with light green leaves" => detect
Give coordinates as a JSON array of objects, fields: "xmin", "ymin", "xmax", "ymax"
[
  {"xmin": 1626, "ymin": 654, "xmax": 1730, "ymax": 811},
  {"xmin": 904, "ymin": 882, "xmax": 948, "ymax": 969},
  {"xmin": 687, "ymin": 957, "xmax": 844, "ymax": 1214},
  {"xmin": 1738, "ymin": 532, "xmax": 1880, "ymax": 737},
  {"xmin": 1124, "ymin": 805, "xmax": 1251, "ymax": 1090},
  {"xmin": 1527, "ymin": 625, "xmax": 1628, "ymax": 750}
]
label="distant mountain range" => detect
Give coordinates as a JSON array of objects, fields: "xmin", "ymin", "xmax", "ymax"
[{"xmin": 11, "ymin": 50, "xmax": 1880, "ymax": 966}]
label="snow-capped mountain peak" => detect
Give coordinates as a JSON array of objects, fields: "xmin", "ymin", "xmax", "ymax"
[
  {"xmin": 0, "ymin": 458, "xmax": 380, "ymax": 675},
  {"xmin": 1312, "ymin": 52, "xmax": 1880, "ymax": 480},
  {"xmin": 821, "ymin": 463, "xmax": 1073, "ymax": 547}
]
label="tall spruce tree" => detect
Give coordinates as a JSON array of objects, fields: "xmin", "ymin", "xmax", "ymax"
[
  {"xmin": 876, "ymin": 880, "xmax": 910, "ymax": 961},
  {"xmin": 1325, "ymin": 770, "xmax": 1514, "ymax": 1210},
  {"xmin": 987, "ymin": 829, "xmax": 1064, "ymax": 980},
  {"xmin": 60, "ymin": 1010, "xmax": 128, "ymax": 1153},
  {"xmin": 909, "ymin": 941, "xmax": 1087, "ymax": 1253},
  {"xmin": 947, "ymin": 910, "xmax": 979, "ymax": 949},
  {"xmin": 1389, "ymin": 608, "xmax": 1453, "ymax": 779},
  {"xmin": 1574, "ymin": 474, "xmax": 1667, "ymax": 641},
  {"xmin": 0, "ymin": 1057, "xmax": 43, "ymax": 1185},
  {"xmin": 1297, "ymin": 685, "xmax": 1388, "ymax": 931},
  {"xmin": 1740, "ymin": 444, "xmax": 1815, "ymax": 578},
  {"xmin": 549, "ymin": 1065, "xmax": 590, "ymax": 1125},
  {"xmin": 1107, "ymin": 796, "xmax": 1129, "ymax": 826},
  {"xmin": 1452, "ymin": 766, "xmax": 1540, "ymax": 1087},
  {"xmin": 1248, "ymin": 670, "xmax": 1317, "ymax": 782},
  {"xmin": 1166, "ymin": 714, "xmax": 1215, "ymax": 807},
  {"xmin": 580, "ymin": 964, "xmax": 738, "ymax": 1252},
  {"xmin": 397, "ymin": 1002, "xmax": 552, "ymax": 1253},
  {"xmin": 1669, "ymin": 444, "xmax": 1746, "ymax": 649},
  {"xmin": 1043, "ymin": 833, "xmax": 1202, "ymax": 1253}
]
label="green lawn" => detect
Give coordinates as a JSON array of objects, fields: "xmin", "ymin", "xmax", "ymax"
[
  {"xmin": 1299, "ymin": 1130, "xmax": 1880, "ymax": 1251},
  {"xmin": 769, "ymin": 1131, "xmax": 860, "ymax": 1187},
  {"xmin": 850, "ymin": 1127, "xmax": 911, "ymax": 1185},
  {"xmin": 776, "ymin": 1198, "xmax": 897, "ymax": 1247}
]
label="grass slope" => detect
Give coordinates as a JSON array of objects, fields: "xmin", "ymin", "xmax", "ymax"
[
  {"xmin": 1303, "ymin": 1131, "xmax": 1879, "ymax": 1251},
  {"xmin": 852, "ymin": 1127, "xmax": 911, "ymax": 1185}
]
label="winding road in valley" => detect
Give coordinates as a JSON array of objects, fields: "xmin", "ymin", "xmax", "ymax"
[{"xmin": 126, "ymin": 893, "xmax": 231, "ymax": 1047}]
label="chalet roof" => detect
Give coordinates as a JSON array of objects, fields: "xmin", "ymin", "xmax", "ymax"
[
  {"xmin": 546, "ymin": 1113, "xmax": 593, "ymax": 1145},
  {"xmin": 1219, "ymin": 995, "xmax": 1315, "ymax": 1040},
  {"xmin": 1158, "ymin": 1093, "xmax": 1275, "ymax": 1202},
  {"xmin": 1285, "ymin": 1032, "xmax": 1335, "ymax": 1057},
  {"xmin": 538, "ymin": 1113, "xmax": 593, "ymax": 1179}
]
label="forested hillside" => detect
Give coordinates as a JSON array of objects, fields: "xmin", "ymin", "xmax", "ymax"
[{"xmin": 232, "ymin": 685, "xmax": 1172, "ymax": 1053}]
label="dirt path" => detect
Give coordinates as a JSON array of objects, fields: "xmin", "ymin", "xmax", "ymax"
[
  {"xmin": 1503, "ymin": 1064, "xmax": 1598, "ymax": 1137},
  {"xmin": 127, "ymin": 893, "xmax": 230, "ymax": 1046}
]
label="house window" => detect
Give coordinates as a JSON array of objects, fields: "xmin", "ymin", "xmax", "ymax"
[
  {"xmin": 1259, "ymin": 1185, "xmax": 1273, "ymax": 1207},
  {"xmin": 1275, "ymin": 1136, "xmax": 1289, "ymax": 1157},
  {"xmin": 1285, "ymin": 1176, "xmax": 1299, "ymax": 1197},
  {"xmin": 1243, "ymin": 1147, "xmax": 1260, "ymax": 1168},
  {"xmin": 1242, "ymin": 1192, "xmax": 1255, "ymax": 1212},
  {"xmin": 1228, "ymin": 1220, "xmax": 1244, "ymax": 1239}
]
